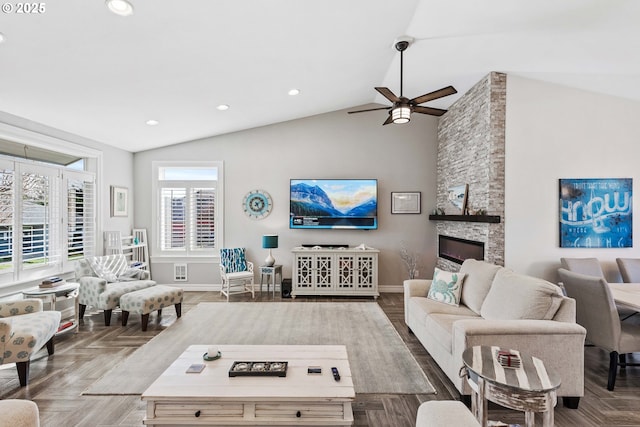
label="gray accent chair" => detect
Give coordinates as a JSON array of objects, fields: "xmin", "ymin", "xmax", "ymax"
[
  {"xmin": 616, "ymin": 258, "xmax": 640, "ymax": 283},
  {"xmin": 558, "ymin": 268, "xmax": 640, "ymax": 390}
]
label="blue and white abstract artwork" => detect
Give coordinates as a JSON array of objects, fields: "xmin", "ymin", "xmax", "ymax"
[{"xmin": 559, "ymin": 178, "xmax": 632, "ymax": 248}]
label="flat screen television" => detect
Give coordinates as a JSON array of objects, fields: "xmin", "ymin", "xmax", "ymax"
[{"xmin": 290, "ymin": 179, "xmax": 378, "ymax": 229}]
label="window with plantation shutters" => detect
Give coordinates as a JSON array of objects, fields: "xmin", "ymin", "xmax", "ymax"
[
  {"xmin": 154, "ymin": 162, "xmax": 222, "ymax": 256},
  {"xmin": 0, "ymin": 156, "xmax": 96, "ymax": 286}
]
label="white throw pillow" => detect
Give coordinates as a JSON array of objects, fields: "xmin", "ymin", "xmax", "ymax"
[
  {"xmin": 481, "ymin": 269, "xmax": 564, "ymax": 320},
  {"xmin": 87, "ymin": 255, "xmax": 129, "ymax": 283},
  {"xmin": 427, "ymin": 268, "xmax": 466, "ymax": 306}
]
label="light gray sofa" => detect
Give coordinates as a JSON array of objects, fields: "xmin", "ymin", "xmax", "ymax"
[{"xmin": 404, "ymin": 259, "xmax": 587, "ymax": 408}]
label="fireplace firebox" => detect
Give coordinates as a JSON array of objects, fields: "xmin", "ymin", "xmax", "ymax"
[{"xmin": 438, "ymin": 235, "xmax": 484, "ymax": 265}]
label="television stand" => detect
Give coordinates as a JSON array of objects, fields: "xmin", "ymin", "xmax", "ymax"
[
  {"xmin": 301, "ymin": 244, "xmax": 349, "ymax": 249},
  {"xmin": 292, "ymin": 246, "xmax": 379, "ymax": 299}
]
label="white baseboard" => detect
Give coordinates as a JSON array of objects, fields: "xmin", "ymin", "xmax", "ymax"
[
  {"xmin": 379, "ymin": 285, "xmax": 403, "ymax": 293},
  {"xmin": 175, "ymin": 284, "xmax": 403, "ymax": 293}
]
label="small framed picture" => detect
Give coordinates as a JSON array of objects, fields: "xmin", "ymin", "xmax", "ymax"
[
  {"xmin": 391, "ymin": 192, "xmax": 421, "ymax": 214},
  {"xmin": 110, "ymin": 186, "xmax": 128, "ymax": 217},
  {"xmin": 447, "ymin": 184, "xmax": 468, "ymax": 214}
]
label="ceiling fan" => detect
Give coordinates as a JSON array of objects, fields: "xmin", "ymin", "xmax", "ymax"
[{"xmin": 349, "ymin": 38, "xmax": 457, "ymax": 125}]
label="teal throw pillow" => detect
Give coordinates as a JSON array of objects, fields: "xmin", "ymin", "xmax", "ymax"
[{"xmin": 427, "ymin": 267, "xmax": 466, "ymax": 306}]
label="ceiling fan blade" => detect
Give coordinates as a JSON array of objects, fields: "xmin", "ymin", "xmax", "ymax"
[
  {"xmin": 382, "ymin": 114, "xmax": 394, "ymax": 125},
  {"xmin": 348, "ymin": 106, "xmax": 391, "ymax": 114},
  {"xmin": 375, "ymin": 87, "xmax": 401, "ymax": 103},
  {"xmin": 410, "ymin": 86, "xmax": 457, "ymax": 105},
  {"xmin": 413, "ymin": 106, "xmax": 448, "ymax": 116}
]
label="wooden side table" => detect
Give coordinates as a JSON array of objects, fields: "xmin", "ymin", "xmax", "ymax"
[
  {"xmin": 461, "ymin": 345, "xmax": 561, "ymax": 427},
  {"xmin": 259, "ymin": 265, "xmax": 282, "ymax": 298}
]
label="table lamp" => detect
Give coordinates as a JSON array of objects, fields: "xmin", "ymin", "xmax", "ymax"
[{"xmin": 262, "ymin": 234, "xmax": 278, "ymax": 266}]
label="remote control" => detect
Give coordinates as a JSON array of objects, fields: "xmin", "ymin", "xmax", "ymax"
[{"xmin": 331, "ymin": 367, "xmax": 340, "ymax": 381}]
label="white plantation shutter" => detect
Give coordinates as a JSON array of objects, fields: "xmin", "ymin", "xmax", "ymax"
[
  {"xmin": 0, "ymin": 163, "xmax": 14, "ymax": 273},
  {"xmin": 20, "ymin": 167, "xmax": 61, "ymax": 270},
  {"xmin": 160, "ymin": 187, "xmax": 186, "ymax": 250},
  {"xmin": 66, "ymin": 172, "xmax": 96, "ymax": 262},
  {"xmin": 190, "ymin": 188, "xmax": 215, "ymax": 250}
]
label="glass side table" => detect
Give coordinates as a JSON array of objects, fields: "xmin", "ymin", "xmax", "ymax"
[
  {"xmin": 461, "ymin": 345, "xmax": 561, "ymax": 427},
  {"xmin": 259, "ymin": 265, "xmax": 282, "ymax": 298}
]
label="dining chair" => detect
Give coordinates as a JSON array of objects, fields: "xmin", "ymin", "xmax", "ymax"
[
  {"xmin": 616, "ymin": 258, "xmax": 640, "ymax": 283},
  {"xmin": 219, "ymin": 248, "xmax": 255, "ymax": 302},
  {"xmin": 561, "ymin": 257, "xmax": 636, "ymax": 320},
  {"xmin": 558, "ymin": 268, "xmax": 640, "ymax": 390},
  {"xmin": 560, "ymin": 257, "xmax": 605, "ymax": 278}
]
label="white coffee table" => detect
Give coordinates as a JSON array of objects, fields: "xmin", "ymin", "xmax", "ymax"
[{"xmin": 142, "ymin": 344, "xmax": 355, "ymax": 426}]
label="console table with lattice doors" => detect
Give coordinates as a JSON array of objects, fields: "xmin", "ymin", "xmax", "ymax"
[{"xmin": 292, "ymin": 247, "xmax": 379, "ymax": 299}]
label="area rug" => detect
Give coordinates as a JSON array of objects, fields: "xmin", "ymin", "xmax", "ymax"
[{"xmin": 83, "ymin": 302, "xmax": 435, "ymax": 395}]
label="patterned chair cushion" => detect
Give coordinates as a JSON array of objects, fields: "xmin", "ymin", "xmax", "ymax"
[
  {"xmin": 0, "ymin": 310, "xmax": 61, "ymax": 364},
  {"xmin": 0, "ymin": 300, "xmax": 43, "ymax": 318},
  {"xmin": 220, "ymin": 248, "xmax": 248, "ymax": 273},
  {"xmin": 79, "ymin": 279, "xmax": 156, "ymax": 310},
  {"xmin": 120, "ymin": 285, "xmax": 183, "ymax": 315}
]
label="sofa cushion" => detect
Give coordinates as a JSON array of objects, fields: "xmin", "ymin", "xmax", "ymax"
[
  {"xmin": 459, "ymin": 259, "xmax": 503, "ymax": 315},
  {"xmin": 427, "ymin": 268, "xmax": 465, "ymax": 306},
  {"xmin": 426, "ymin": 313, "xmax": 480, "ymax": 353},
  {"xmin": 409, "ymin": 296, "xmax": 479, "ymax": 324},
  {"xmin": 481, "ymin": 269, "xmax": 564, "ymax": 320}
]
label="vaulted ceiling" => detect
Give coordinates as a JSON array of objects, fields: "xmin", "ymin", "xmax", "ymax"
[{"xmin": 1, "ymin": 0, "xmax": 638, "ymax": 152}]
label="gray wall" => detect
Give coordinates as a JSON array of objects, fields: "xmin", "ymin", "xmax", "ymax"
[
  {"xmin": 505, "ymin": 75, "xmax": 640, "ymax": 282},
  {"xmin": 133, "ymin": 106, "xmax": 439, "ymax": 287}
]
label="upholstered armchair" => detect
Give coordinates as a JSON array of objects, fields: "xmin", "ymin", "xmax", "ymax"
[
  {"xmin": 219, "ymin": 248, "xmax": 255, "ymax": 301},
  {"xmin": 75, "ymin": 254, "xmax": 156, "ymax": 325},
  {"xmin": 0, "ymin": 299, "xmax": 61, "ymax": 386}
]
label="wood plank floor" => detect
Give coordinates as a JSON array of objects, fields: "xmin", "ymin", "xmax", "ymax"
[{"xmin": 1, "ymin": 291, "xmax": 640, "ymax": 426}]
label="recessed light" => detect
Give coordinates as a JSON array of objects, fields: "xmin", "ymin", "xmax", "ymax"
[
  {"xmin": 288, "ymin": 89, "xmax": 300, "ymax": 96},
  {"xmin": 106, "ymin": 0, "xmax": 134, "ymax": 16},
  {"xmin": 0, "ymin": 33, "xmax": 5, "ymax": 44},
  {"xmin": 146, "ymin": 119, "xmax": 159, "ymax": 126},
  {"xmin": 217, "ymin": 104, "xmax": 230, "ymax": 111}
]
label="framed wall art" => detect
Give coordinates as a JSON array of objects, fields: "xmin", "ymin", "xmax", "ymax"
[
  {"xmin": 391, "ymin": 192, "xmax": 421, "ymax": 214},
  {"xmin": 447, "ymin": 184, "xmax": 468, "ymax": 214},
  {"xmin": 559, "ymin": 178, "xmax": 632, "ymax": 248},
  {"xmin": 110, "ymin": 186, "xmax": 129, "ymax": 217}
]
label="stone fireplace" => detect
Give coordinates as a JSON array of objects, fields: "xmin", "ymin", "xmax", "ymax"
[{"xmin": 433, "ymin": 72, "xmax": 506, "ymax": 271}]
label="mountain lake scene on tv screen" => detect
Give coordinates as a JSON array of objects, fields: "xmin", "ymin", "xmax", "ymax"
[{"xmin": 290, "ymin": 180, "xmax": 377, "ymax": 226}]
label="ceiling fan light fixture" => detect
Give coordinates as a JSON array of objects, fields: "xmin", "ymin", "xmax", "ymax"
[
  {"xmin": 392, "ymin": 105, "xmax": 411, "ymax": 124},
  {"xmin": 106, "ymin": 0, "xmax": 134, "ymax": 16}
]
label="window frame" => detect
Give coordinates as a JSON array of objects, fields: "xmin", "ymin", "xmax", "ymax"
[{"xmin": 152, "ymin": 161, "xmax": 224, "ymax": 259}]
